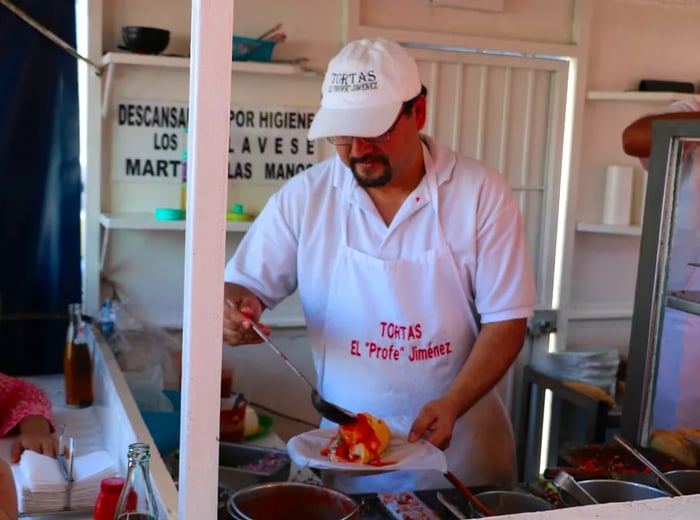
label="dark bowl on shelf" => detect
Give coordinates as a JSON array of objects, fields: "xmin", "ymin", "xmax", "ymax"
[{"xmin": 121, "ymin": 26, "xmax": 170, "ymax": 55}]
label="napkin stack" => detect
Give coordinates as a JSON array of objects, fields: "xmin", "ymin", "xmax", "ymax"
[{"xmin": 12, "ymin": 449, "xmax": 119, "ymax": 514}]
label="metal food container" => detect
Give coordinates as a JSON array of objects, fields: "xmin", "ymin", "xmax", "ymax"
[
  {"xmin": 227, "ymin": 482, "xmax": 361, "ymax": 520},
  {"xmin": 218, "ymin": 442, "xmax": 291, "ymax": 492},
  {"xmin": 560, "ymin": 479, "xmax": 670, "ymax": 506},
  {"xmin": 659, "ymin": 470, "xmax": 700, "ymax": 495},
  {"xmin": 470, "ymin": 490, "xmax": 553, "ymax": 517}
]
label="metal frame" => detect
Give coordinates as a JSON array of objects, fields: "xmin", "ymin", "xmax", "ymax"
[
  {"xmin": 621, "ymin": 119, "xmax": 700, "ymax": 445},
  {"xmin": 517, "ymin": 365, "xmax": 612, "ymax": 481}
]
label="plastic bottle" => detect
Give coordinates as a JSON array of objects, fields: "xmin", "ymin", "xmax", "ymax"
[
  {"xmin": 114, "ymin": 443, "xmax": 159, "ymax": 520},
  {"xmin": 93, "ymin": 476, "xmax": 125, "ymax": 520},
  {"xmin": 63, "ymin": 303, "xmax": 94, "ymax": 407}
]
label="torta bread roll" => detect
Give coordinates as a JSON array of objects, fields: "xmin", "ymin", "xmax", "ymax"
[
  {"xmin": 323, "ymin": 412, "xmax": 391, "ymax": 464},
  {"xmin": 650, "ymin": 429, "xmax": 700, "ymax": 468}
]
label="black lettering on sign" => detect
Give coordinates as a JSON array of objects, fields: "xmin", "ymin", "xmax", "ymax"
[
  {"xmin": 153, "ymin": 132, "xmax": 178, "ymax": 151},
  {"xmin": 117, "ymin": 103, "xmax": 188, "ymax": 127},
  {"xmin": 228, "ymin": 162, "xmax": 252, "ymax": 179},
  {"xmin": 264, "ymin": 163, "xmax": 312, "ymax": 180},
  {"xmin": 307, "ymin": 140, "xmax": 315, "ymax": 155},
  {"xmin": 274, "ymin": 137, "xmax": 283, "ymax": 154},
  {"xmin": 230, "ymin": 110, "xmax": 255, "ymax": 128},
  {"xmin": 124, "ymin": 158, "xmax": 179, "ymax": 177},
  {"xmin": 290, "ymin": 137, "xmax": 299, "ymax": 154},
  {"xmin": 257, "ymin": 137, "xmax": 268, "ymax": 153},
  {"xmin": 257, "ymin": 111, "xmax": 314, "ymax": 129},
  {"xmin": 241, "ymin": 137, "xmax": 251, "ymax": 153}
]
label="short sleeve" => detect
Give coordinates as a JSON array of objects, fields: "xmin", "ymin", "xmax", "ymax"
[
  {"xmin": 224, "ymin": 191, "xmax": 299, "ymax": 309},
  {"xmin": 0, "ymin": 373, "xmax": 55, "ymax": 437},
  {"xmin": 667, "ymin": 95, "xmax": 700, "ymax": 114},
  {"xmin": 473, "ymin": 174, "xmax": 537, "ymax": 323}
]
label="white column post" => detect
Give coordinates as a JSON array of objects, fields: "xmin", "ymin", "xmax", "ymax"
[{"xmin": 178, "ymin": 0, "xmax": 234, "ymax": 517}]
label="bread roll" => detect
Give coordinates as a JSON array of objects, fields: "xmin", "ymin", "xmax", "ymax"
[
  {"xmin": 327, "ymin": 412, "xmax": 391, "ymax": 464},
  {"xmin": 650, "ymin": 429, "xmax": 700, "ymax": 468}
]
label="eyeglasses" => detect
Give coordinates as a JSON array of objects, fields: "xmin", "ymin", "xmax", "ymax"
[{"xmin": 327, "ymin": 110, "xmax": 405, "ymax": 146}]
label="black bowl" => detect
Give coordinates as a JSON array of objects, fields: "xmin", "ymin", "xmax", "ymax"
[{"xmin": 121, "ymin": 26, "xmax": 170, "ymax": 55}]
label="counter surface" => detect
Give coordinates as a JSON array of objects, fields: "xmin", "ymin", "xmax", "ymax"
[{"xmin": 9, "ymin": 341, "xmax": 700, "ymax": 519}]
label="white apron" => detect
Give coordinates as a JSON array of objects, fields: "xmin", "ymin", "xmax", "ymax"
[{"xmin": 317, "ymin": 168, "xmax": 516, "ymax": 493}]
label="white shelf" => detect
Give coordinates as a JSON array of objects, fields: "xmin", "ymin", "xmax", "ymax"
[
  {"xmin": 568, "ymin": 305, "xmax": 634, "ymax": 321},
  {"xmin": 102, "ymin": 51, "xmax": 313, "ymax": 76},
  {"xmin": 575, "ymin": 222, "xmax": 642, "ymax": 236},
  {"xmin": 586, "ymin": 91, "xmax": 695, "ymax": 103},
  {"xmin": 100, "ymin": 52, "xmax": 318, "ymax": 117},
  {"xmin": 100, "ymin": 212, "xmax": 252, "ymax": 232},
  {"xmin": 99, "ymin": 212, "xmax": 252, "ymax": 271}
]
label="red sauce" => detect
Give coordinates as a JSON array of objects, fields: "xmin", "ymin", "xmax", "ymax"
[{"xmin": 321, "ymin": 413, "xmax": 387, "ymax": 465}]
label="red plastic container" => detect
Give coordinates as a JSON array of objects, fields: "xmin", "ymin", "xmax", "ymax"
[{"xmin": 94, "ymin": 476, "xmax": 125, "ymax": 520}]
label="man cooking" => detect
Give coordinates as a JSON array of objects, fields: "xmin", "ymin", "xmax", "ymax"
[{"xmin": 222, "ymin": 38, "xmax": 536, "ymax": 491}]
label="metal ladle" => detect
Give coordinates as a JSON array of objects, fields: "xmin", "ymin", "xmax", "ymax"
[
  {"xmin": 552, "ymin": 470, "xmax": 599, "ymax": 506},
  {"xmin": 613, "ymin": 434, "xmax": 684, "ymax": 496},
  {"xmin": 225, "ymin": 299, "xmax": 356, "ymax": 425}
]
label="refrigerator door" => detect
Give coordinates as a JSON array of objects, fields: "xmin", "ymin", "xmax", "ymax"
[{"xmin": 623, "ymin": 120, "xmax": 700, "ymax": 445}]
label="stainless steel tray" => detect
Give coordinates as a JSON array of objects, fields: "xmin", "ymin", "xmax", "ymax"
[{"xmin": 218, "ymin": 442, "xmax": 291, "ymax": 492}]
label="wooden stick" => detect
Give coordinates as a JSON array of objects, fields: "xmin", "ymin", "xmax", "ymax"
[{"xmin": 444, "ymin": 471, "xmax": 495, "ymax": 517}]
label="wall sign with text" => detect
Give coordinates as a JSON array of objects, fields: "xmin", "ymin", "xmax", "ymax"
[{"xmin": 111, "ymin": 100, "xmax": 318, "ymax": 184}]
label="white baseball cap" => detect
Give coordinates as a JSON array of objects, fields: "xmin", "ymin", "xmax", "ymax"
[{"xmin": 307, "ymin": 38, "xmax": 422, "ymax": 141}]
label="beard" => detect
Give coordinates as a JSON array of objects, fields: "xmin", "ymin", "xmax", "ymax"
[{"xmin": 350, "ymin": 154, "xmax": 393, "ymax": 188}]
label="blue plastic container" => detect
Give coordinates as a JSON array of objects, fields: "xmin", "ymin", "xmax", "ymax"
[
  {"xmin": 141, "ymin": 389, "xmax": 181, "ymax": 455},
  {"xmin": 232, "ymin": 36, "xmax": 275, "ymax": 62}
]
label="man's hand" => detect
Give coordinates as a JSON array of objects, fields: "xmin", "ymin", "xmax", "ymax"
[
  {"xmin": 408, "ymin": 396, "xmax": 460, "ymax": 450},
  {"xmin": 223, "ymin": 284, "xmax": 271, "ymax": 346},
  {"xmin": 11, "ymin": 415, "xmax": 58, "ymax": 463}
]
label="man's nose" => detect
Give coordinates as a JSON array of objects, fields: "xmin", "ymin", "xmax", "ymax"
[{"xmin": 350, "ymin": 137, "xmax": 377, "ymax": 156}]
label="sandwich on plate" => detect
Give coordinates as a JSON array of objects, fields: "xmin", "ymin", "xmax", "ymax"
[{"xmin": 321, "ymin": 412, "xmax": 391, "ymax": 465}]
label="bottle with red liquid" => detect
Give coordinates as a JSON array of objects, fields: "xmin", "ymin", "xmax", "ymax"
[{"xmin": 93, "ymin": 477, "xmax": 125, "ymax": 520}]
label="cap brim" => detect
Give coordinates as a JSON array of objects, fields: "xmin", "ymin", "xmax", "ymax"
[{"xmin": 307, "ymin": 102, "xmax": 402, "ymax": 141}]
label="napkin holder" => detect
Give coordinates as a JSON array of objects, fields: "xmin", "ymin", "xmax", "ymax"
[{"xmin": 57, "ymin": 425, "xmax": 75, "ymax": 511}]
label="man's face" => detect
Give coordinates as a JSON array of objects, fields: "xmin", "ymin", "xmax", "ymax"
[{"xmin": 335, "ymin": 96, "xmax": 427, "ymax": 188}]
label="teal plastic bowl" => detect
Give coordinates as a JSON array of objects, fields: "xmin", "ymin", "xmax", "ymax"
[{"xmin": 141, "ymin": 389, "xmax": 181, "ymax": 455}]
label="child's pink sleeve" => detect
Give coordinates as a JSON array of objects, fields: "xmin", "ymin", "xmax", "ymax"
[{"xmin": 0, "ymin": 373, "xmax": 55, "ymax": 437}]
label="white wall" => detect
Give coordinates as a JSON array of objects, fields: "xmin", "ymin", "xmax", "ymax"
[{"xmin": 570, "ymin": 0, "xmax": 700, "ymax": 350}]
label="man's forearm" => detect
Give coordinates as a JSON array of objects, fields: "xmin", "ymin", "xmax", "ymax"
[
  {"xmin": 623, "ymin": 111, "xmax": 700, "ymax": 158},
  {"xmin": 224, "ymin": 282, "xmax": 265, "ymax": 307},
  {"xmin": 443, "ymin": 318, "xmax": 527, "ymax": 417}
]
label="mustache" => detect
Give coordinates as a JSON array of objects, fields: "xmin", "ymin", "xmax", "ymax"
[{"xmin": 349, "ymin": 154, "xmax": 389, "ymax": 168}]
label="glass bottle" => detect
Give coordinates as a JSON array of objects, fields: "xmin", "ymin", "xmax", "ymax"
[
  {"xmin": 63, "ymin": 303, "xmax": 94, "ymax": 407},
  {"xmin": 114, "ymin": 442, "xmax": 159, "ymax": 520}
]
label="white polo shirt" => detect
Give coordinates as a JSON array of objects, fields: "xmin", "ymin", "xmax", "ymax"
[{"xmin": 225, "ymin": 135, "xmax": 535, "ymax": 343}]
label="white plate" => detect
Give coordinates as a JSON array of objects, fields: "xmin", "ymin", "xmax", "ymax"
[{"xmin": 286, "ymin": 427, "xmax": 447, "ymax": 474}]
